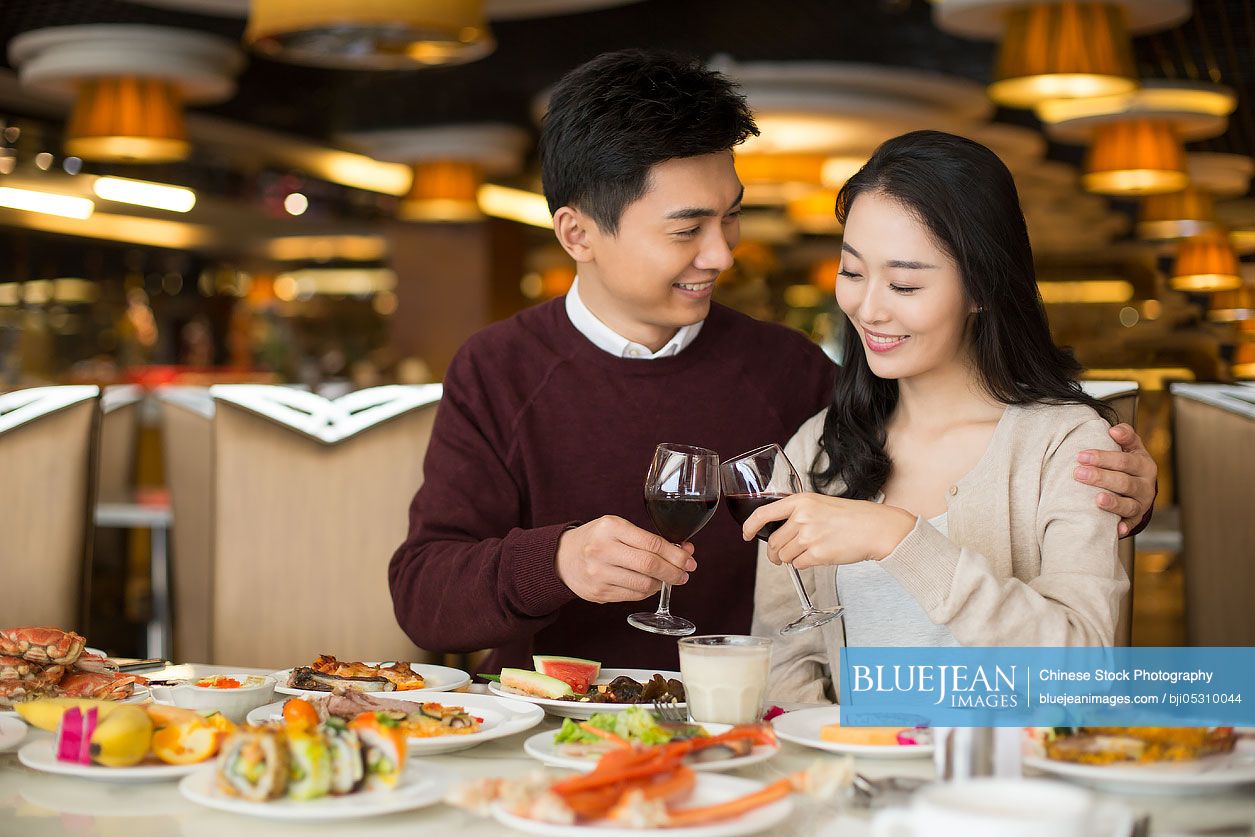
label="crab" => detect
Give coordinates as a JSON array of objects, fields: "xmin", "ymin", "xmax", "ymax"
[
  {"xmin": 0, "ymin": 627, "xmax": 86, "ymax": 666},
  {"xmin": 0, "ymin": 679, "xmax": 40, "ymax": 708},
  {"xmin": 56, "ymin": 670, "xmax": 147, "ymax": 700},
  {"xmin": 71, "ymin": 651, "xmax": 119, "ymax": 674},
  {"xmin": 450, "ymin": 723, "xmax": 852, "ymax": 828},
  {"xmin": 0, "ymin": 655, "xmax": 66, "ymax": 687}
]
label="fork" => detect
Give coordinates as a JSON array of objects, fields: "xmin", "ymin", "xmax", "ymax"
[{"xmin": 651, "ymin": 699, "xmax": 688, "ymax": 724}]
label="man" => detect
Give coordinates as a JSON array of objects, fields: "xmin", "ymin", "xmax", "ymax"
[{"xmin": 389, "ymin": 50, "xmax": 1157, "ymax": 674}]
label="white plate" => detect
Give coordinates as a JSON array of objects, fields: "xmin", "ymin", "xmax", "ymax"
[
  {"xmin": 489, "ymin": 669, "xmax": 686, "ymax": 720},
  {"xmin": 179, "ymin": 760, "xmax": 449, "ymax": 820},
  {"xmin": 246, "ymin": 692, "xmax": 545, "ymax": 755},
  {"xmin": 17, "ymin": 738, "xmax": 205, "ymax": 783},
  {"xmin": 1024, "ymin": 751, "xmax": 1255, "ymax": 795},
  {"xmin": 522, "ymin": 723, "xmax": 779, "ymax": 773},
  {"xmin": 0, "ymin": 715, "xmax": 27, "ymax": 752},
  {"xmin": 771, "ymin": 706, "xmax": 933, "ymax": 759},
  {"xmin": 272, "ymin": 662, "xmax": 470, "ymax": 697},
  {"xmin": 492, "ymin": 772, "xmax": 793, "ymax": 836}
]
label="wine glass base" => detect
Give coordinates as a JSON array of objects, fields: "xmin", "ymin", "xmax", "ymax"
[
  {"xmin": 780, "ymin": 607, "xmax": 844, "ymax": 636},
  {"xmin": 627, "ymin": 612, "xmax": 697, "ymax": 636}
]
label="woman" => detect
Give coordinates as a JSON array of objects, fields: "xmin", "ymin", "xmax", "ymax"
[{"xmin": 748, "ymin": 130, "xmax": 1129, "ymax": 703}]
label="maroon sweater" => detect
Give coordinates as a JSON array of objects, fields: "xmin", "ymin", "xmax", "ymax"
[{"xmin": 389, "ymin": 299, "xmax": 837, "ymax": 674}]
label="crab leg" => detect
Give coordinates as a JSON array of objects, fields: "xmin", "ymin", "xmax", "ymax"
[{"xmin": 663, "ymin": 777, "xmax": 794, "ymax": 828}]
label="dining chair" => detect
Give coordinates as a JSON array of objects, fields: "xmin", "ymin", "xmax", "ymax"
[
  {"xmin": 1171, "ymin": 384, "xmax": 1255, "ymax": 645},
  {"xmin": 1081, "ymin": 380, "xmax": 1139, "ymax": 646},
  {"xmin": 156, "ymin": 387, "xmax": 215, "ymax": 663},
  {"xmin": 159, "ymin": 384, "xmax": 443, "ymax": 668},
  {"xmin": 0, "ymin": 386, "xmax": 100, "ymax": 628},
  {"xmin": 96, "ymin": 385, "xmax": 144, "ymax": 504}
]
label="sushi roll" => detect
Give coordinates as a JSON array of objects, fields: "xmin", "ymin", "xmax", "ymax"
[
  {"xmin": 349, "ymin": 711, "xmax": 407, "ymax": 789},
  {"xmin": 323, "ymin": 717, "xmax": 365, "ymax": 795},
  {"xmin": 217, "ymin": 727, "xmax": 289, "ymax": 801},
  {"xmin": 286, "ymin": 726, "xmax": 333, "ymax": 800}
]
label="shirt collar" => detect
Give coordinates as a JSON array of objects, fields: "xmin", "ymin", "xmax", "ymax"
[{"xmin": 564, "ymin": 276, "xmax": 703, "ymax": 359}]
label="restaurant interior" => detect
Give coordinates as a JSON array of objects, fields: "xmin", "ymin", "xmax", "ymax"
[{"xmin": 0, "ymin": 0, "xmax": 1253, "ymax": 831}]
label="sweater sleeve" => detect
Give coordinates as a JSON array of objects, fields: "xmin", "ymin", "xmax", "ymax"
[
  {"xmin": 879, "ymin": 416, "xmax": 1128, "ymax": 646},
  {"xmin": 388, "ymin": 346, "xmax": 577, "ymax": 654}
]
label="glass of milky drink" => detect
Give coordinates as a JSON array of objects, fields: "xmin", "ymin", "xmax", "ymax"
[{"xmin": 678, "ymin": 635, "xmax": 772, "ymax": 725}]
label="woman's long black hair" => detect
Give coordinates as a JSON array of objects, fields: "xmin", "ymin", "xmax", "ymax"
[{"xmin": 814, "ymin": 130, "xmax": 1116, "ymax": 499}]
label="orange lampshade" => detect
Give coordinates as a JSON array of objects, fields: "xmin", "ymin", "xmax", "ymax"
[
  {"xmin": 736, "ymin": 154, "xmax": 827, "ymax": 186},
  {"xmin": 1208, "ymin": 283, "xmax": 1255, "ymax": 322},
  {"xmin": 1171, "ymin": 230, "xmax": 1243, "ymax": 292},
  {"xmin": 398, "ymin": 161, "xmax": 482, "ymax": 222},
  {"xmin": 1137, "ymin": 185, "xmax": 1216, "ymax": 240},
  {"xmin": 1233, "ymin": 338, "xmax": 1255, "ymax": 378},
  {"xmin": 1083, "ymin": 119, "xmax": 1188, "ymax": 196},
  {"xmin": 786, "ymin": 190, "xmax": 841, "ymax": 235},
  {"xmin": 246, "ymin": 0, "xmax": 493, "ymax": 69},
  {"xmin": 66, "ymin": 77, "xmax": 189, "ymax": 163},
  {"xmin": 988, "ymin": 2, "xmax": 1138, "ymax": 108},
  {"xmin": 811, "ymin": 257, "xmax": 842, "ymax": 295},
  {"xmin": 540, "ymin": 265, "xmax": 575, "ymax": 298}
]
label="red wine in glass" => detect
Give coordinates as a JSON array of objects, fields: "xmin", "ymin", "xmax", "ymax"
[
  {"xmin": 646, "ymin": 495, "xmax": 719, "ymax": 543},
  {"xmin": 629, "ymin": 443, "xmax": 720, "ymax": 637},
  {"xmin": 720, "ymin": 444, "xmax": 844, "ymax": 635},
  {"xmin": 724, "ymin": 492, "xmax": 791, "ymax": 540}
]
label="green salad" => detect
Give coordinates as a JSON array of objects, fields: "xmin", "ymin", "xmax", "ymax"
[{"xmin": 553, "ymin": 706, "xmax": 706, "ymax": 747}]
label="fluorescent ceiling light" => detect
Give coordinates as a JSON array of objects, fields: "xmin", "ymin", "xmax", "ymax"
[
  {"xmin": 265, "ymin": 235, "xmax": 388, "ymax": 262},
  {"xmin": 477, "ymin": 184, "xmax": 552, "ymax": 228},
  {"xmin": 1037, "ymin": 280, "xmax": 1134, "ymax": 304},
  {"xmin": 92, "ymin": 176, "xmax": 197, "ymax": 212},
  {"xmin": 0, "ymin": 186, "xmax": 94, "ymax": 219},
  {"xmin": 274, "ymin": 268, "xmax": 397, "ymax": 297}
]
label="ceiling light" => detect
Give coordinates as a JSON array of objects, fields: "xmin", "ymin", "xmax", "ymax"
[
  {"xmin": 93, "ymin": 176, "xmax": 197, "ymax": 212},
  {"xmin": 283, "ymin": 192, "xmax": 309, "ymax": 216},
  {"xmin": 988, "ymin": 2, "xmax": 1137, "ymax": 109},
  {"xmin": 477, "ymin": 184, "xmax": 552, "ymax": 228},
  {"xmin": 246, "ymin": 0, "xmax": 494, "ymax": 69},
  {"xmin": 1083, "ymin": 119, "xmax": 1188, "ymax": 196},
  {"xmin": 9, "ymin": 25, "xmax": 244, "ymax": 164},
  {"xmin": 1037, "ymin": 279, "xmax": 1134, "ymax": 304},
  {"xmin": 1137, "ymin": 185, "xmax": 1215, "ymax": 241},
  {"xmin": 0, "ymin": 186, "xmax": 94, "ymax": 219},
  {"xmin": 1208, "ymin": 283, "xmax": 1255, "ymax": 322},
  {"xmin": 400, "ymin": 162, "xmax": 482, "ymax": 222},
  {"xmin": 1171, "ymin": 230, "xmax": 1243, "ymax": 292}
]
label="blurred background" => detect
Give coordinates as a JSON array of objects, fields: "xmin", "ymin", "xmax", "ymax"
[{"xmin": 0, "ymin": 0, "xmax": 1251, "ymax": 656}]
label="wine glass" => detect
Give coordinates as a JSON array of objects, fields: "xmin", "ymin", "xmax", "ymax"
[
  {"xmin": 628, "ymin": 443, "xmax": 720, "ymax": 636},
  {"xmin": 721, "ymin": 443, "xmax": 844, "ymax": 635}
]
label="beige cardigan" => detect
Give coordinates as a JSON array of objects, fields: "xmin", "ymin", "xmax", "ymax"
[{"xmin": 751, "ymin": 402, "xmax": 1129, "ymax": 704}]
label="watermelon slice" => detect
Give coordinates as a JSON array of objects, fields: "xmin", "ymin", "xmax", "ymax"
[
  {"xmin": 500, "ymin": 668, "xmax": 573, "ymax": 699},
  {"xmin": 533, "ymin": 655, "xmax": 601, "ymax": 693}
]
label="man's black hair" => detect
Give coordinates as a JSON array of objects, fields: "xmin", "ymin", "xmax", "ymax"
[{"xmin": 539, "ymin": 49, "xmax": 758, "ymax": 235}]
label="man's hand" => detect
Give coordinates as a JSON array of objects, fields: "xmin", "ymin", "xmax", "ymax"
[
  {"xmin": 555, "ymin": 516, "xmax": 697, "ymax": 604},
  {"xmin": 1075, "ymin": 423, "xmax": 1158, "ymax": 536}
]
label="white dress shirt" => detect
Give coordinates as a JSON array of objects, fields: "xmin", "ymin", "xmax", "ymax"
[{"xmin": 564, "ymin": 276, "xmax": 703, "ymax": 359}]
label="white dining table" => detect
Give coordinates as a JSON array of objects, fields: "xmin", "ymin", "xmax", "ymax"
[{"xmin": 2, "ymin": 664, "xmax": 1252, "ymax": 837}]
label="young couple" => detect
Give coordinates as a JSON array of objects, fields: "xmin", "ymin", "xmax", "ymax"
[{"xmin": 389, "ymin": 50, "xmax": 1156, "ymax": 702}]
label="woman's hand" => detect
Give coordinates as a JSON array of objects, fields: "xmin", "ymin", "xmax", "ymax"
[{"xmin": 741, "ymin": 493, "xmax": 917, "ymax": 570}]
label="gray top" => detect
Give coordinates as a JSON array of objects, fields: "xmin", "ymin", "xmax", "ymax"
[{"xmin": 836, "ymin": 512, "xmax": 959, "ymax": 648}]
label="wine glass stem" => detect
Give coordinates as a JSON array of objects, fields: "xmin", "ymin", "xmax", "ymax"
[
  {"xmin": 656, "ymin": 582, "xmax": 673, "ymax": 615},
  {"xmin": 654, "ymin": 540, "xmax": 682, "ymax": 615},
  {"xmin": 787, "ymin": 565, "xmax": 817, "ymax": 614}
]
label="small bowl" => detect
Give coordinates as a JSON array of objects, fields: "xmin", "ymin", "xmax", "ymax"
[{"xmin": 149, "ymin": 674, "xmax": 277, "ymax": 723}]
